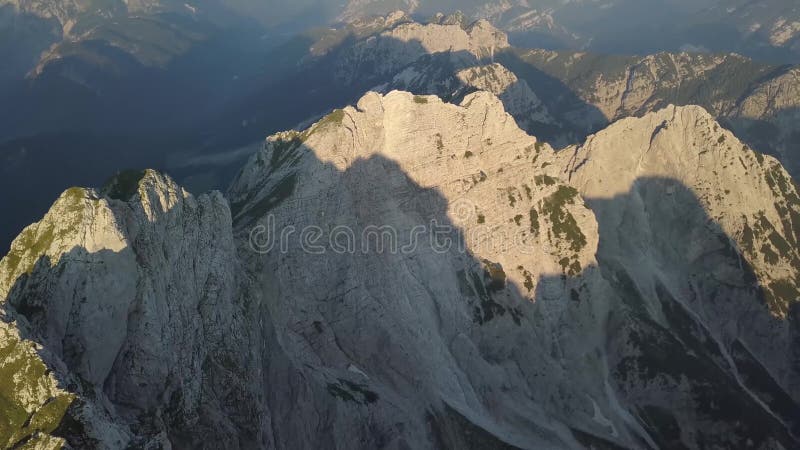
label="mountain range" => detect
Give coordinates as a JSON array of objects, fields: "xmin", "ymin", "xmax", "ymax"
[
  {"xmin": 3, "ymin": 11, "xmax": 800, "ymax": 252},
  {"xmin": 1, "ymin": 7, "xmax": 800, "ymax": 450},
  {"xmin": 2, "ymin": 88, "xmax": 799, "ymax": 449},
  {"xmin": 336, "ymin": 0, "xmax": 800, "ymax": 61}
]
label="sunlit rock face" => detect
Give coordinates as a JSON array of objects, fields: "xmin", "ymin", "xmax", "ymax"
[
  {"xmin": 2, "ymin": 91, "xmax": 799, "ymax": 448},
  {"xmin": 383, "ymin": 60, "xmax": 558, "ymax": 140},
  {"xmin": 556, "ymin": 104, "xmax": 800, "ymax": 446},
  {"xmin": 0, "ymin": 170, "xmax": 260, "ymax": 448},
  {"xmin": 229, "ymin": 90, "xmax": 616, "ymax": 448}
]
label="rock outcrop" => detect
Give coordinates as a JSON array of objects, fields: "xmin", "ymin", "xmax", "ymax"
[
  {"xmin": 556, "ymin": 105, "xmax": 800, "ymax": 446},
  {"xmin": 0, "ymin": 170, "xmax": 261, "ymax": 448}
]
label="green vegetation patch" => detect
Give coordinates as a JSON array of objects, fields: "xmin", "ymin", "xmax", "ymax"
[
  {"xmin": 310, "ymin": 109, "xmax": 346, "ymax": 134},
  {"xmin": 482, "ymin": 260, "xmax": 507, "ymax": 292},
  {"xmin": 541, "ymin": 186, "xmax": 586, "ymax": 253},
  {"xmin": 243, "ymin": 174, "xmax": 297, "ymax": 220},
  {"xmin": 270, "ymin": 138, "xmax": 304, "ymax": 172},
  {"xmin": 529, "ymin": 208, "xmax": 540, "ymax": 236},
  {"xmin": 760, "ymin": 243, "xmax": 780, "ymax": 265},
  {"xmin": 740, "ymin": 222, "xmax": 755, "ymax": 255},
  {"xmin": 765, "ymin": 280, "xmax": 799, "ymax": 317},
  {"xmin": 465, "ymin": 263, "xmax": 520, "ymax": 326},
  {"xmin": 517, "ymin": 266, "xmax": 534, "ymax": 292},
  {"xmin": 103, "ymin": 169, "xmax": 147, "ymax": 201},
  {"xmin": 413, "ymin": 95, "xmax": 429, "ymax": 104},
  {"xmin": 764, "ymin": 165, "xmax": 800, "ymax": 247},
  {"xmin": 534, "ymin": 175, "xmax": 557, "ymax": 186},
  {"xmin": 0, "ymin": 329, "xmax": 74, "ymax": 448},
  {"xmin": 522, "ymin": 184, "xmax": 533, "ymax": 200},
  {"xmin": 751, "ymin": 212, "xmax": 798, "ymax": 273},
  {"xmin": 507, "ymin": 190, "xmax": 517, "ymax": 208},
  {"xmin": 558, "ymin": 257, "xmax": 582, "ymax": 277},
  {"xmin": 2, "ymin": 187, "xmax": 86, "ymax": 285}
]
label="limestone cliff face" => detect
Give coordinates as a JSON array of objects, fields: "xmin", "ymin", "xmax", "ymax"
[
  {"xmin": 229, "ymin": 91, "xmax": 617, "ymax": 449},
  {"xmin": 2, "ymin": 92, "xmax": 800, "ymax": 449},
  {"xmin": 559, "ymin": 105, "xmax": 800, "ymax": 319},
  {"xmin": 730, "ymin": 66, "xmax": 800, "ymax": 176},
  {"xmin": 555, "ymin": 105, "xmax": 800, "ymax": 447},
  {"xmin": 0, "ymin": 170, "xmax": 261, "ymax": 448},
  {"xmin": 0, "ymin": 322, "xmax": 73, "ymax": 449}
]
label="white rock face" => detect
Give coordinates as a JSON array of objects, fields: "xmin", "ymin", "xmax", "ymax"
[
  {"xmin": 0, "ymin": 321, "xmax": 73, "ymax": 449},
  {"xmin": 1, "ymin": 92, "xmax": 799, "ymax": 449},
  {"xmin": 0, "ymin": 170, "xmax": 262, "ymax": 448},
  {"xmin": 558, "ymin": 105, "xmax": 800, "ymax": 318},
  {"xmin": 227, "ymin": 92, "xmax": 799, "ymax": 448},
  {"xmin": 228, "ymin": 90, "xmax": 633, "ymax": 449},
  {"xmin": 556, "ymin": 105, "xmax": 800, "ymax": 444},
  {"xmin": 334, "ymin": 19, "xmax": 508, "ymax": 83},
  {"xmin": 384, "ymin": 60, "xmax": 556, "ymax": 136}
]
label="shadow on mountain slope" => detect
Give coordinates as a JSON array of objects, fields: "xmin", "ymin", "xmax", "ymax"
[
  {"xmin": 227, "ymin": 142, "xmax": 646, "ymax": 449},
  {"xmin": 0, "ymin": 139, "xmax": 798, "ymax": 447},
  {"xmin": 0, "ymin": 175, "xmax": 262, "ymax": 449},
  {"xmin": 583, "ymin": 176, "xmax": 800, "ymax": 448},
  {"xmin": 212, "ymin": 31, "xmax": 607, "ymax": 151},
  {"xmin": 226, "ymin": 128, "xmax": 799, "ymax": 448},
  {"xmin": 496, "ymin": 49, "xmax": 609, "ymax": 142},
  {"xmin": 721, "ymin": 109, "xmax": 800, "ymax": 179},
  {"xmin": 2, "ymin": 48, "xmax": 797, "ymax": 449}
]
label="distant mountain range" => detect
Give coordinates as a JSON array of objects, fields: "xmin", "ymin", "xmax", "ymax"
[
  {"xmin": 1, "ymin": 7, "xmax": 800, "ymax": 450},
  {"xmin": 338, "ymin": 0, "xmax": 800, "ymax": 61},
  {"xmin": 2, "ymin": 9, "xmax": 800, "ymax": 254}
]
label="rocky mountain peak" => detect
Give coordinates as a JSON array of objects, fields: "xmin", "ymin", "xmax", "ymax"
[
  {"xmin": 560, "ymin": 104, "xmax": 800, "ymax": 314},
  {"xmin": 0, "ymin": 167, "xmax": 249, "ymax": 448}
]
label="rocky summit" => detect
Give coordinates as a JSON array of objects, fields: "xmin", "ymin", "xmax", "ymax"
[{"xmin": 1, "ymin": 90, "xmax": 800, "ymax": 449}]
